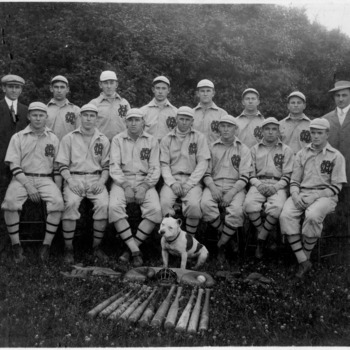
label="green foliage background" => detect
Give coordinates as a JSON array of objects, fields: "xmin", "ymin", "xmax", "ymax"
[{"xmin": 1, "ymin": 2, "xmax": 350, "ymax": 119}]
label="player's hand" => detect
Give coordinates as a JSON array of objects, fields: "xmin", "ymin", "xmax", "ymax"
[
  {"xmin": 90, "ymin": 180, "xmax": 105, "ymax": 195},
  {"xmin": 209, "ymin": 184, "xmax": 222, "ymax": 202},
  {"xmin": 67, "ymin": 178, "xmax": 84, "ymax": 196},
  {"xmin": 291, "ymin": 193, "xmax": 306, "ymax": 210},
  {"xmin": 181, "ymin": 183, "xmax": 192, "ymax": 197},
  {"xmin": 135, "ymin": 186, "xmax": 147, "ymax": 204},
  {"xmin": 125, "ymin": 186, "xmax": 135, "ymax": 204},
  {"xmin": 221, "ymin": 189, "xmax": 237, "ymax": 207},
  {"xmin": 265, "ymin": 185, "xmax": 277, "ymax": 197},
  {"xmin": 257, "ymin": 183, "xmax": 269, "ymax": 196},
  {"xmin": 301, "ymin": 193, "xmax": 319, "ymax": 208},
  {"xmin": 25, "ymin": 183, "xmax": 41, "ymax": 203},
  {"xmin": 171, "ymin": 182, "xmax": 183, "ymax": 197}
]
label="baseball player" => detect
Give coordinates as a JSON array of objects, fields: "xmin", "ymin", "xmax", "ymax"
[
  {"xmin": 193, "ymin": 79, "xmax": 227, "ymax": 144},
  {"xmin": 160, "ymin": 106, "xmax": 211, "ymax": 236},
  {"xmin": 279, "ymin": 91, "xmax": 311, "ymax": 154},
  {"xmin": 139, "ymin": 76, "xmax": 178, "ymax": 142},
  {"xmin": 109, "ymin": 108, "xmax": 162, "ymax": 267},
  {"xmin": 56, "ymin": 104, "xmax": 110, "ymax": 264},
  {"xmin": 1, "ymin": 102, "xmax": 64, "ymax": 263},
  {"xmin": 201, "ymin": 115, "xmax": 251, "ymax": 261},
  {"xmin": 89, "ymin": 70, "xmax": 130, "ymax": 141},
  {"xmin": 46, "ymin": 75, "xmax": 81, "ymax": 140},
  {"xmin": 243, "ymin": 117, "xmax": 294, "ymax": 259},
  {"xmin": 280, "ymin": 118, "xmax": 346, "ymax": 279},
  {"xmin": 236, "ymin": 88, "xmax": 265, "ymax": 148}
]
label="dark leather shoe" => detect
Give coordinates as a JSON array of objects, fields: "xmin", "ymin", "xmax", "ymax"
[
  {"xmin": 295, "ymin": 260, "xmax": 312, "ymax": 279},
  {"xmin": 39, "ymin": 244, "xmax": 50, "ymax": 262},
  {"xmin": 63, "ymin": 247, "xmax": 74, "ymax": 264},
  {"xmin": 93, "ymin": 246, "xmax": 109, "ymax": 262},
  {"xmin": 255, "ymin": 239, "xmax": 266, "ymax": 259},
  {"xmin": 132, "ymin": 251, "xmax": 143, "ymax": 267},
  {"xmin": 12, "ymin": 244, "xmax": 25, "ymax": 263},
  {"xmin": 119, "ymin": 250, "xmax": 130, "ymax": 263}
]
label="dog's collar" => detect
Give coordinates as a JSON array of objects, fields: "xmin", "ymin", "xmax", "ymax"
[{"xmin": 165, "ymin": 230, "xmax": 181, "ymax": 244}]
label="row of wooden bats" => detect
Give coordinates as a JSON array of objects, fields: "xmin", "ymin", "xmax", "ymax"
[{"xmin": 87, "ymin": 284, "xmax": 211, "ymax": 333}]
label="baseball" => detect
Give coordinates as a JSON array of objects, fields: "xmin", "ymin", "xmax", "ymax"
[{"xmin": 197, "ymin": 275, "xmax": 206, "ymax": 283}]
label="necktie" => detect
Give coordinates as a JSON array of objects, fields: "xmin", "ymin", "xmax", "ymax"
[
  {"xmin": 10, "ymin": 102, "xmax": 17, "ymax": 123},
  {"xmin": 339, "ymin": 109, "xmax": 346, "ymax": 126}
]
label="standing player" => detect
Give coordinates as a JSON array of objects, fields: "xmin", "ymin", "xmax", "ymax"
[
  {"xmin": 139, "ymin": 76, "xmax": 177, "ymax": 142},
  {"xmin": 201, "ymin": 115, "xmax": 251, "ymax": 261},
  {"xmin": 279, "ymin": 91, "xmax": 311, "ymax": 154},
  {"xmin": 280, "ymin": 118, "xmax": 346, "ymax": 278},
  {"xmin": 46, "ymin": 75, "xmax": 80, "ymax": 140},
  {"xmin": 109, "ymin": 108, "xmax": 162, "ymax": 267},
  {"xmin": 193, "ymin": 79, "xmax": 227, "ymax": 144},
  {"xmin": 89, "ymin": 70, "xmax": 130, "ymax": 141},
  {"xmin": 1, "ymin": 102, "xmax": 64, "ymax": 262},
  {"xmin": 160, "ymin": 106, "xmax": 210, "ymax": 236},
  {"xmin": 236, "ymin": 88, "xmax": 265, "ymax": 148},
  {"xmin": 56, "ymin": 104, "xmax": 110, "ymax": 264},
  {"xmin": 243, "ymin": 117, "xmax": 294, "ymax": 259}
]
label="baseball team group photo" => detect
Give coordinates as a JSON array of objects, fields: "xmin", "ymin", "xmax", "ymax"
[{"xmin": 1, "ymin": 2, "xmax": 350, "ymax": 348}]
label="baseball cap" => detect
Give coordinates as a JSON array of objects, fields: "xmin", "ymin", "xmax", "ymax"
[
  {"xmin": 262, "ymin": 117, "xmax": 279, "ymax": 128},
  {"xmin": 242, "ymin": 88, "xmax": 260, "ymax": 98},
  {"xmin": 1, "ymin": 74, "xmax": 25, "ymax": 85},
  {"xmin": 197, "ymin": 79, "xmax": 214, "ymax": 89},
  {"xmin": 100, "ymin": 71, "xmax": 118, "ymax": 82},
  {"xmin": 51, "ymin": 75, "xmax": 69, "ymax": 85},
  {"xmin": 310, "ymin": 118, "xmax": 330, "ymax": 130},
  {"xmin": 219, "ymin": 115, "xmax": 237, "ymax": 126},
  {"xmin": 329, "ymin": 80, "xmax": 350, "ymax": 93},
  {"xmin": 152, "ymin": 76, "xmax": 170, "ymax": 86},
  {"xmin": 125, "ymin": 108, "xmax": 144, "ymax": 120},
  {"xmin": 28, "ymin": 102, "xmax": 47, "ymax": 113},
  {"xmin": 287, "ymin": 91, "xmax": 306, "ymax": 102},
  {"xmin": 80, "ymin": 104, "xmax": 98, "ymax": 114},
  {"xmin": 177, "ymin": 106, "xmax": 194, "ymax": 118}
]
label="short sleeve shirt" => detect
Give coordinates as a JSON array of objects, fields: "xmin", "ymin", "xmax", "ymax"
[
  {"xmin": 193, "ymin": 102, "xmax": 227, "ymax": 144},
  {"xmin": 279, "ymin": 114, "xmax": 311, "ymax": 154},
  {"xmin": 235, "ymin": 112, "xmax": 264, "ymax": 148},
  {"xmin": 292, "ymin": 143, "xmax": 347, "ymax": 189},
  {"xmin": 89, "ymin": 92, "xmax": 130, "ymax": 141},
  {"xmin": 47, "ymin": 99, "xmax": 81, "ymax": 141},
  {"xmin": 109, "ymin": 130, "xmax": 160, "ymax": 187},
  {"xmin": 139, "ymin": 98, "xmax": 178, "ymax": 142},
  {"xmin": 56, "ymin": 127, "xmax": 110, "ymax": 172},
  {"xmin": 5, "ymin": 125, "xmax": 59, "ymax": 173}
]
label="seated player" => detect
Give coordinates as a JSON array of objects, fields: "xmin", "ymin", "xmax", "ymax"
[
  {"xmin": 109, "ymin": 108, "xmax": 162, "ymax": 267},
  {"xmin": 280, "ymin": 118, "xmax": 346, "ymax": 278},
  {"xmin": 243, "ymin": 117, "xmax": 294, "ymax": 259},
  {"xmin": 1, "ymin": 102, "xmax": 64, "ymax": 263},
  {"xmin": 56, "ymin": 104, "xmax": 110, "ymax": 264},
  {"xmin": 160, "ymin": 106, "xmax": 210, "ymax": 236},
  {"xmin": 200, "ymin": 115, "xmax": 251, "ymax": 261}
]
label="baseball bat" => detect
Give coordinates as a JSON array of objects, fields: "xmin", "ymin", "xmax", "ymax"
[
  {"xmin": 187, "ymin": 288, "xmax": 204, "ymax": 334},
  {"xmin": 99, "ymin": 289, "xmax": 133, "ymax": 317},
  {"xmin": 138, "ymin": 287, "xmax": 164, "ymax": 327},
  {"xmin": 108, "ymin": 286, "xmax": 147, "ymax": 320},
  {"xmin": 164, "ymin": 286, "xmax": 183, "ymax": 329},
  {"xmin": 87, "ymin": 289, "xmax": 126, "ymax": 318},
  {"xmin": 151, "ymin": 284, "xmax": 176, "ymax": 328},
  {"xmin": 128, "ymin": 287, "xmax": 158, "ymax": 324},
  {"xmin": 198, "ymin": 288, "xmax": 211, "ymax": 333},
  {"xmin": 175, "ymin": 288, "xmax": 196, "ymax": 332}
]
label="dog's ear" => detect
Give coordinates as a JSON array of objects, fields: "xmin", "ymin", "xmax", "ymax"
[
  {"xmin": 177, "ymin": 218, "xmax": 182, "ymax": 227},
  {"xmin": 164, "ymin": 213, "xmax": 172, "ymax": 218}
]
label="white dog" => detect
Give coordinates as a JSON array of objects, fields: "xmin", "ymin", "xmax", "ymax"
[{"xmin": 159, "ymin": 216, "xmax": 209, "ymax": 269}]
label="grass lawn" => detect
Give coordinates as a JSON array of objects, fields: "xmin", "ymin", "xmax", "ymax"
[{"xmin": 0, "ymin": 225, "xmax": 350, "ymax": 348}]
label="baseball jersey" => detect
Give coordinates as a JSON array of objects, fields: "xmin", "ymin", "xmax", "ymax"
[
  {"xmin": 279, "ymin": 114, "xmax": 311, "ymax": 154},
  {"xmin": 139, "ymin": 98, "xmax": 178, "ymax": 142},
  {"xmin": 89, "ymin": 92, "xmax": 130, "ymax": 141},
  {"xmin": 204, "ymin": 137, "xmax": 251, "ymax": 187},
  {"xmin": 235, "ymin": 112, "xmax": 264, "ymax": 148},
  {"xmin": 290, "ymin": 143, "xmax": 347, "ymax": 192},
  {"xmin": 5, "ymin": 125, "xmax": 59, "ymax": 174},
  {"xmin": 160, "ymin": 128, "xmax": 210, "ymax": 187},
  {"xmin": 193, "ymin": 102, "xmax": 227, "ymax": 144},
  {"xmin": 56, "ymin": 127, "xmax": 110, "ymax": 173},
  {"xmin": 47, "ymin": 99, "xmax": 81, "ymax": 140},
  {"xmin": 109, "ymin": 130, "xmax": 160, "ymax": 188},
  {"xmin": 249, "ymin": 139, "xmax": 294, "ymax": 188}
]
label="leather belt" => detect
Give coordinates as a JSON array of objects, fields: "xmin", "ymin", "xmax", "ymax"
[
  {"xmin": 24, "ymin": 173, "xmax": 52, "ymax": 177},
  {"xmin": 257, "ymin": 176, "xmax": 280, "ymax": 181},
  {"xmin": 70, "ymin": 171, "xmax": 101, "ymax": 175}
]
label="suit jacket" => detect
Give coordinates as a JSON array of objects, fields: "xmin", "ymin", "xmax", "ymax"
[
  {"xmin": 323, "ymin": 109, "xmax": 350, "ymax": 187},
  {"xmin": 0, "ymin": 99, "xmax": 28, "ymax": 181}
]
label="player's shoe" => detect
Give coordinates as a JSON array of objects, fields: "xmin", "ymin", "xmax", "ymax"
[
  {"xmin": 132, "ymin": 251, "xmax": 143, "ymax": 267},
  {"xmin": 295, "ymin": 260, "xmax": 312, "ymax": 279},
  {"xmin": 93, "ymin": 246, "xmax": 109, "ymax": 262},
  {"xmin": 12, "ymin": 244, "xmax": 25, "ymax": 263},
  {"xmin": 119, "ymin": 250, "xmax": 130, "ymax": 263},
  {"xmin": 63, "ymin": 247, "xmax": 74, "ymax": 264},
  {"xmin": 39, "ymin": 244, "xmax": 50, "ymax": 262},
  {"xmin": 255, "ymin": 239, "xmax": 266, "ymax": 259}
]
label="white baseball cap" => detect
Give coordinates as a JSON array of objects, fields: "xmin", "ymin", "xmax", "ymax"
[
  {"xmin": 197, "ymin": 79, "xmax": 214, "ymax": 89},
  {"xmin": 100, "ymin": 70, "xmax": 118, "ymax": 82}
]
